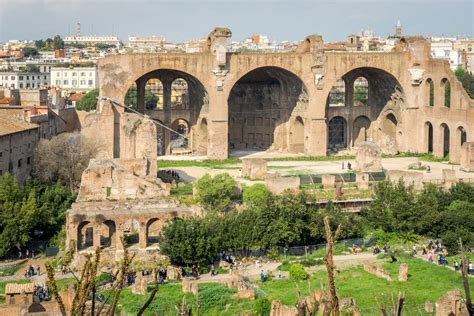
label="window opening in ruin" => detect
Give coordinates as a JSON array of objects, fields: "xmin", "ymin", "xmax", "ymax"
[
  {"xmin": 328, "ymin": 116, "xmax": 347, "ymax": 150},
  {"xmin": 353, "ymin": 77, "xmax": 368, "ymax": 106}
]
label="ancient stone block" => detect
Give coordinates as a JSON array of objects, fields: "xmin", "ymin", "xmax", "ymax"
[
  {"xmin": 375, "ymin": 265, "xmax": 392, "ymax": 281},
  {"xmin": 182, "ymin": 278, "xmax": 198, "ymax": 294},
  {"xmin": 77, "ymin": 158, "xmax": 170, "ymax": 202},
  {"xmin": 132, "ymin": 275, "xmax": 148, "ymax": 295},
  {"xmin": 339, "ymin": 297, "xmax": 357, "ymax": 313},
  {"xmin": 387, "ymin": 170, "xmax": 424, "ymax": 190},
  {"xmin": 442, "ymin": 169, "xmax": 456, "ymax": 188},
  {"xmin": 424, "ymin": 301, "xmax": 434, "ymax": 313},
  {"xmin": 355, "ymin": 173, "xmax": 369, "ymax": 190},
  {"xmin": 398, "ymin": 263, "xmax": 408, "ymax": 281},
  {"xmin": 233, "ymin": 289, "xmax": 255, "ymax": 300},
  {"xmin": 322, "ymin": 174, "xmax": 336, "ymax": 189},
  {"xmin": 265, "ymin": 174, "xmax": 300, "ymax": 195},
  {"xmin": 435, "ymin": 289, "xmax": 467, "ymax": 316},
  {"xmin": 363, "ymin": 260, "xmax": 373, "ymax": 273},
  {"xmin": 270, "ymin": 300, "xmax": 299, "ymax": 316},
  {"xmin": 460, "ymin": 142, "xmax": 474, "ymax": 172},
  {"xmin": 355, "ymin": 141, "xmax": 383, "ymax": 172},
  {"xmin": 241, "ymin": 158, "xmax": 267, "ymax": 180}
]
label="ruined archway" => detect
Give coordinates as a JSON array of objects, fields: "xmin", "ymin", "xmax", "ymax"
[
  {"xmin": 146, "ymin": 218, "xmax": 162, "ymax": 247},
  {"xmin": 170, "ymin": 118, "xmax": 190, "ymax": 154},
  {"xmin": 326, "ymin": 67, "xmax": 405, "ymax": 153},
  {"xmin": 425, "ymin": 122, "xmax": 433, "ymax": 153},
  {"xmin": 77, "ymin": 221, "xmax": 93, "ymax": 251},
  {"xmin": 328, "ymin": 116, "xmax": 347, "ymax": 151},
  {"xmin": 227, "ymin": 66, "xmax": 308, "ymax": 154},
  {"xmin": 440, "ymin": 123, "xmax": 450, "ymax": 158},
  {"xmin": 99, "ymin": 220, "xmax": 116, "ymax": 248},
  {"xmin": 353, "ymin": 116, "xmax": 371, "ymax": 146},
  {"xmin": 129, "ymin": 69, "xmax": 209, "ymax": 156}
]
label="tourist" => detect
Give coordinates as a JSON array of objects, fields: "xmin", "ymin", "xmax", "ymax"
[
  {"xmin": 373, "ymin": 245, "xmax": 380, "ymax": 255},
  {"xmin": 256, "ymin": 259, "xmax": 260, "ymax": 269},
  {"xmin": 412, "ymin": 245, "xmax": 417, "ymax": 255},
  {"xmin": 454, "ymin": 261, "xmax": 460, "ymax": 271},
  {"xmin": 210, "ymin": 264, "xmax": 216, "ymax": 276},
  {"xmin": 422, "ymin": 247, "xmax": 427, "ymax": 255},
  {"xmin": 347, "ymin": 162, "xmax": 352, "ymax": 170},
  {"xmin": 468, "ymin": 263, "xmax": 474, "ymax": 275},
  {"xmin": 260, "ymin": 270, "xmax": 265, "ymax": 283},
  {"xmin": 36, "ymin": 265, "xmax": 40, "ymax": 276},
  {"xmin": 383, "ymin": 243, "xmax": 390, "ymax": 253},
  {"xmin": 426, "ymin": 165, "xmax": 431, "ymax": 173}
]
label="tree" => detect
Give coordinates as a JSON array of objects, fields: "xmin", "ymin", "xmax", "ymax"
[
  {"xmin": 22, "ymin": 47, "xmax": 38, "ymax": 57},
  {"xmin": 124, "ymin": 86, "xmax": 158, "ymax": 110},
  {"xmin": 34, "ymin": 133, "xmax": 100, "ymax": 191},
  {"xmin": 0, "ymin": 174, "xmax": 74, "ymax": 258},
  {"xmin": 455, "ymin": 67, "xmax": 474, "ymax": 99},
  {"xmin": 53, "ymin": 35, "xmax": 64, "ymax": 50},
  {"xmin": 76, "ymin": 88, "xmax": 99, "ymax": 111},
  {"xmin": 194, "ymin": 173, "xmax": 236, "ymax": 212},
  {"xmin": 34, "ymin": 39, "xmax": 45, "ymax": 49}
]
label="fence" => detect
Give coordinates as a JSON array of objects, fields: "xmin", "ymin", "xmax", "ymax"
[
  {"xmin": 299, "ymin": 172, "xmax": 386, "ymax": 185},
  {"xmin": 224, "ymin": 238, "xmax": 377, "ymax": 258}
]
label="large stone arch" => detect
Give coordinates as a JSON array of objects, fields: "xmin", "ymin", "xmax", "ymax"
[
  {"xmin": 226, "ymin": 66, "xmax": 309, "ymax": 154},
  {"xmin": 97, "ymin": 54, "xmax": 212, "ymax": 105},
  {"xmin": 324, "ymin": 67, "xmax": 405, "ymax": 154}
]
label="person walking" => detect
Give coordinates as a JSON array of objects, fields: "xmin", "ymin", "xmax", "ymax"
[{"xmin": 260, "ymin": 270, "xmax": 265, "ymax": 283}]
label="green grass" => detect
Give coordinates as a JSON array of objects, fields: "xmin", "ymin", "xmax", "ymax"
[
  {"xmin": 382, "ymin": 152, "xmax": 449, "ymax": 162},
  {"xmin": 110, "ymin": 281, "xmax": 253, "ymax": 316},
  {"xmin": 0, "ymin": 263, "xmax": 25, "ymax": 277},
  {"xmin": 170, "ymin": 183, "xmax": 193, "ymax": 196},
  {"xmin": 267, "ymin": 155, "xmax": 355, "ymax": 162},
  {"xmin": 158, "ymin": 159, "xmax": 241, "ymax": 168},
  {"xmin": 261, "ymin": 257, "xmax": 473, "ymax": 315}
]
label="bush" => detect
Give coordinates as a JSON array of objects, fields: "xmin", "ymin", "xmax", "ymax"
[
  {"xmin": 289, "ymin": 263, "xmax": 308, "ymax": 281},
  {"xmin": 198, "ymin": 283, "xmax": 236, "ymax": 311},
  {"xmin": 254, "ymin": 297, "xmax": 271, "ymax": 316},
  {"xmin": 243, "ymin": 183, "xmax": 271, "ymax": 207}
]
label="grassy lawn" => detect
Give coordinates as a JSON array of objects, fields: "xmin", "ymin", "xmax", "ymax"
[
  {"xmin": 0, "ymin": 263, "xmax": 25, "ymax": 277},
  {"xmin": 110, "ymin": 281, "xmax": 254, "ymax": 316},
  {"xmin": 158, "ymin": 159, "xmax": 241, "ymax": 169},
  {"xmin": 261, "ymin": 257, "xmax": 472, "ymax": 315}
]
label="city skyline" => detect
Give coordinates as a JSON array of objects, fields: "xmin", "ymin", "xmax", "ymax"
[{"xmin": 0, "ymin": 0, "xmax": 473, "ymax": 43}]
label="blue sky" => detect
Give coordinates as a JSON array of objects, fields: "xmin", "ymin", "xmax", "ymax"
[{"xmin": 0, "ymin": 0, "xmax": 472, "ymax": 42}]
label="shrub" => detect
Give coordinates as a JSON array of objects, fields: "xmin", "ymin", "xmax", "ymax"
[
  {"xmin": 198, "ymin": 283, "xmax": 236, "ymax": 311},
  {"xmin": 254, "ymin": 297, "xmax": 271, "ymax": 316},
  {"xmin": 289, "ymin": 263, "xmax": 308, "ymax": 281},
  {"xmin": 243, "ymin": 183, "xmax": 271, "ymax": 207}
]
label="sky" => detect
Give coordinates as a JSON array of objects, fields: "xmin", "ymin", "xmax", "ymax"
[{"xmin": 0, "ymin": 0, "xmax": 473, "ymax": 43}]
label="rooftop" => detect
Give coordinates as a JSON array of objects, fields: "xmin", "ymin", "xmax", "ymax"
[
  {"xmin": 5, "ymin": 283, "xmax": 35, "ymax": 294},
  {"xmin": 0, "ymin": 106, "xmax": 48, "ymax": 136}
]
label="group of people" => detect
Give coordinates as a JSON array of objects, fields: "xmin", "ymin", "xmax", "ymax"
[
  {"xmin": 162, "ymin": 170, "xmax": 181, "ymax": 181},
  {"xmin": 24, "ymin": 265, "xmax": 40, "ymax": 278},
  {"xmin": 34, "ymin": 284, "xmax": 49, "ymax": 301},
  {"xmin": 18, "ymin": 249, "xmax": 36, "ymax": 260}
]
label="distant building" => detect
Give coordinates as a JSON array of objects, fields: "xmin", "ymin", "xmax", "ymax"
[
  {"xmin": 50, "ymin": 66, "xmax": 98, "ymax": 91},
  {"xmin": 0, "ymin": 71, "xmax": 50, "ymax": 89},
  {"xmin": 430, "ymin": 38, "xmax": 462, "ymax": 70},
  {"xmin": 0, "ymin": 105, "xmax": 67, "ymax": 183},
  {"xmin": 64, "ymin": 35, "xmax": 121, "ymax": 48},
  {"xmin": 128, "ymin": 35, "xmax": 166, "ymax": 51},
  {"xmin": 185, "ymin": 39, "xmax": 207, "ymax": 53}
]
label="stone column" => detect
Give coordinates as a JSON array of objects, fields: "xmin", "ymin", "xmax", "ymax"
[
  {"xmin": 433, "ymin": 125, "xmax": 444, "ymax": 158},
  {"xmin": 116, "ymin": 224, "xmax": 124, "ymax": 251},
  {"xmin": 344, "ymin": 77, "xmax": 354, "ymax": 107},
  {"xmin": 307, "ymin": 118, "xmax": 327, "ymax": 156},
  {"xmin": 93, "ymin": 224, "xmax": 101, "ymax": 250},
  {"xmin": 162, "ymin": 78, "xmax": 173, "ymax": 155},
  {"xmin": 138, "ymin": 222, "xmax": 147, "ymax": 250},
  {"xmin": 136, "ymin": 78, "xmax": 147, "ymax": 114},
  {"xmin": 207, "ymin": 89, "xmax": 228, "ymax": 159}
]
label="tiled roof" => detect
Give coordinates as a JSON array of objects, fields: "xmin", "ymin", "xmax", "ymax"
[
  {"xmin": 0, "ymin": 107, "xmax": 39, "ymax": 137},
  {"xmin": 69, "ymin": 93, "xmax": 85, "ymax": 102},
  {"xmin": 5, "ymin": 283, "xmax": 35, "ymax": 294},
  {"xmin": 0, "ymin": 97, "xmax": 16, "ymax": 104}
]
